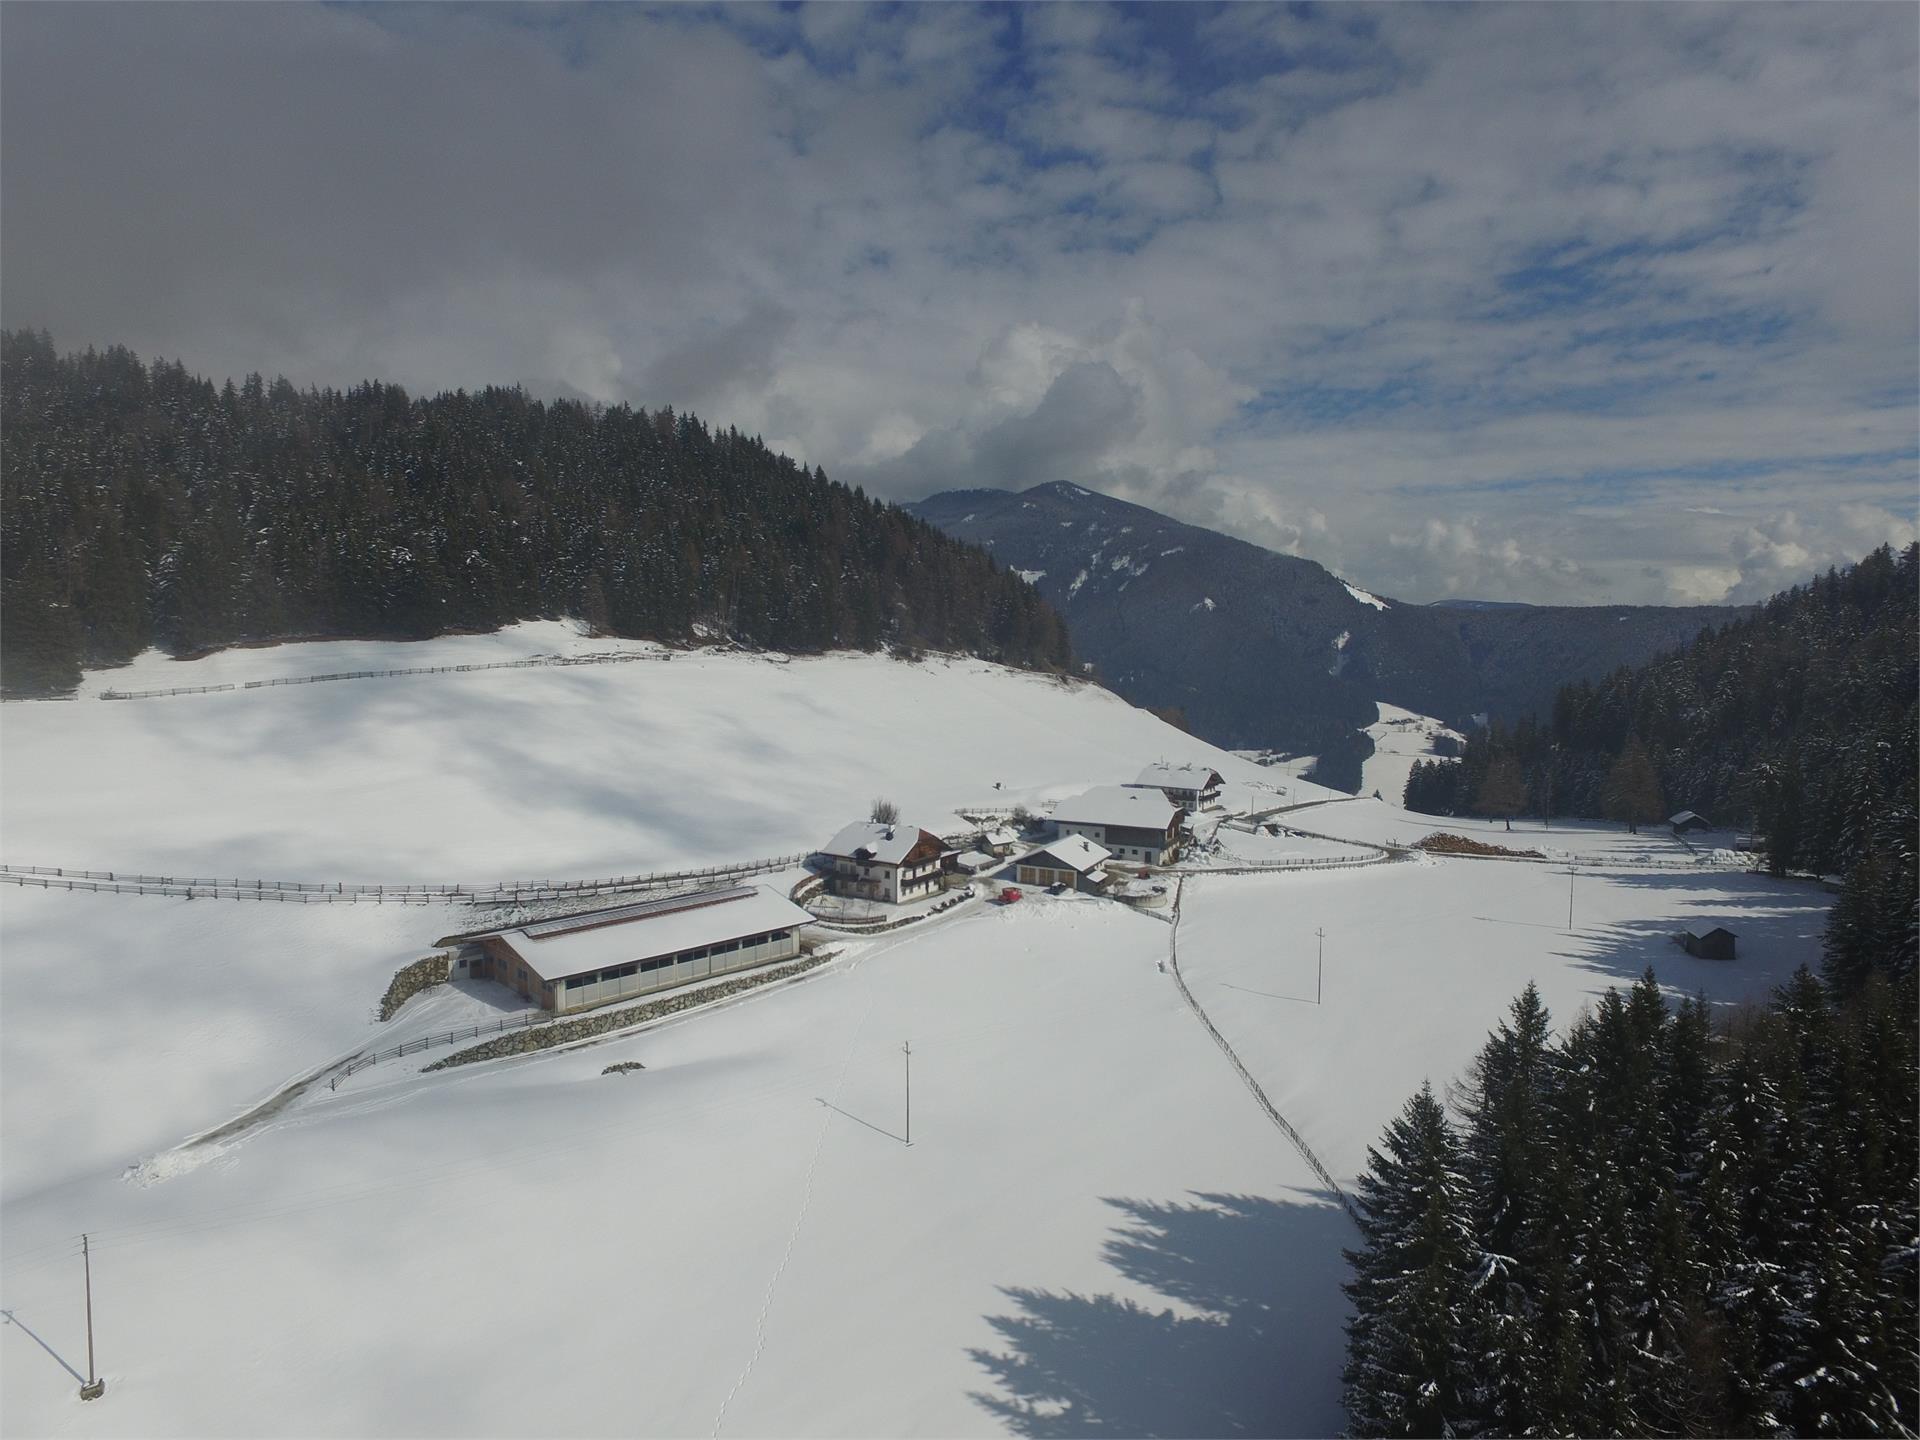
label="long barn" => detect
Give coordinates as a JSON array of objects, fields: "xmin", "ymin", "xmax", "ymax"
[{"xmin": 464, "ymin": 885, "xmax": 813, "ymax": 1015}]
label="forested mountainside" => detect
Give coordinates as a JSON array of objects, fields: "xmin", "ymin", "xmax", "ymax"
[
  {"xmin": 1408, "ymin": 543, "xmax": 1918, "ymax": 982},
  {"xmin": 908, "ymin": 483, "xmax": 1743, "ymax": 790},
  {"xmin": 1346, "ymin": 969, "xmax": 1917, "ymax": 1439},
  {"xmin": 0, "ymin": 331, "xmax": 1071, "ymax": 695}
]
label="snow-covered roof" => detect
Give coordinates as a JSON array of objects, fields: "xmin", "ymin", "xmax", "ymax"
[
  {"xmin": 1051, "ymin": 785, "xmax": 1180, "ymax": 832},
  {"xmin": 1669, "ymin": 810, "xmax": 1710, "ymax": 826},
  {"xmin": 492, "ymin": 885, "xmax": 813, "ymax": 983},
  {"xmin": 983, "ymin": 825, "xmax": 1020, "ymax": 846},
  {"xmin": 1133, "ymin": 762, "xmax": 1223, "ymax": 791},
  {"xmin": 1017, "ymin": 835, "xmax": 1112, "ymax": 874},
  {"xmin": 818, "ymin": 820, "xmax": 939, "ymax": 866},
  {"xmin": 953, "ymin": 850, "xmax": 996, "ymax": 871}
]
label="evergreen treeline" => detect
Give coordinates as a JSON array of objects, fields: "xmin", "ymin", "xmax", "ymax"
[
  {"xmin": 1345, "ymin": 968, "xmax": 1918, "ymax": 1438},
  {"xmin": 1405, "ymin": 545, "xmax": 1918, "ymax": 987},
  {"xmin": 0, "ymin": 330, "xmax": 1073, "ymax": 694}
]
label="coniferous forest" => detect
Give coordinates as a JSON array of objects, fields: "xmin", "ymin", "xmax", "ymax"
[
  {"xmin": 0, "ymin": 330, "xmax": 1073, "ymax": 694},
  {"xmin": 1405, "ymin": 544, "xmax": 1919, "ymax": 989},
  {"xmin": 1344, "ymin": 968, "xmax": 1918, "ymax": 1439}
]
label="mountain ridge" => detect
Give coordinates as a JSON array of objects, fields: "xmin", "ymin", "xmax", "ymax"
[{"xmin": 909, "ymin": 481, "xmax": 1749, "ymax": 778}]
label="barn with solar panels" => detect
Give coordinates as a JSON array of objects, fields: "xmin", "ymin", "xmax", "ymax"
[{"xmin": 464, "ymin": 884, "xmax": 813, "ymax": 1014}]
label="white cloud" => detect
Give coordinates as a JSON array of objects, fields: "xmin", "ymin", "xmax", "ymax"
[{"xmin": 2, "ymin": 1, "xmax": 1912, "ymax": 606}]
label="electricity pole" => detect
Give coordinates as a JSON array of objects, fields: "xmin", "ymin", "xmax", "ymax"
[
  {"xmin": 80, "ymin": 1233, "xmax": 104, "ymax": 1400},
  {"xmin": 902, "ymin": 1041, "xmax": 912, "ymax": 1147},
  {"xmin": 1568, "ymin": 861, "xmax": 1576, "ymax": 932},
  {"xmin": 1315, "ymin": 927, "xmax": 1326, "ymax": 1005}
]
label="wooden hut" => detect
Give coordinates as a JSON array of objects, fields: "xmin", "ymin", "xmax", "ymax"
[{"xmin": 1681, "ymin": 925, "xmax": 1737, "ymax": 960}]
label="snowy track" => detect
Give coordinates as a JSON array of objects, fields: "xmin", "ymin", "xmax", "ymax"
[{"xmin": 1163, "ymin": 878, "xmax": 1360, "ymax": 1224}]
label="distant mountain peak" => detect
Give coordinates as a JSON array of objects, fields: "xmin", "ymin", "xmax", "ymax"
[{"xmin": 907, "ymin": 484, "xmax": 1749, "ymax": 789}]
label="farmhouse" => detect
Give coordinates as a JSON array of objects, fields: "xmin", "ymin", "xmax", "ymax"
[
  {"xmin": 466, "ymin": 884, "xmax": 812, "ymax": 1015},
  {"xmin": 1013, "ymin": 836, "xmax": 1112, "ymax": 892},
  {"xmin": 1050, "ymin": 785, "xmax": 1184, "ymax": 865},
  {"xmin": 817, "ymin": 819, "xmax": 946, "ymax": 904},
  {"xmin": 1682, "ymin": 925, "xmax": 1738, "ymax": 960},
  {"xmin": 1129, "ymin": 762, "xmax": 1225, "ymax": 812},
  {"xmin": 1669, "ymin": 810, "xmax": 1715, "ymax": 835}
]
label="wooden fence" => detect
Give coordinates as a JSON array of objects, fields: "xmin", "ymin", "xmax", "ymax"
[
  {"xmin": 96, "ymin": 648, "xmax": 670, "ymax": 701},
  {"xmin": 0, "ymin": 852, "xmax": 809, "ymax": 905},
  {"xmin": 332, "ymin": 1009, "xmax": 557, "ymax": 1085}
]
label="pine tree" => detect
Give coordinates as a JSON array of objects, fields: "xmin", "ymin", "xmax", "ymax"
[
  {"xmin": 1458, "ymin": 983, "xmax": 1575, "ymax": 1434},
  {"xmin": 1344, "ymin": 1083, "xmax": 1484, "ymax": 1437}
]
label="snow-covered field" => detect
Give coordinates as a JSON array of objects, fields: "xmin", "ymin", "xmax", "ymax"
[
  {"xmin": 0, "ymin": 632, "xmax": 1828, "ymax": 1436},
  {"xmin": 3, "ymin": 623, "xmax": 1306, "ymax": 882},
  {"xmin": 1357, "ymin": 701, "xmax": 1463, "ymax": 804}
]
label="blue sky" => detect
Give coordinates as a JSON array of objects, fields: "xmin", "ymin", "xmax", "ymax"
[{"xmin": 3, "ymin": 1, "xmax": 1914, "ymax": 603}]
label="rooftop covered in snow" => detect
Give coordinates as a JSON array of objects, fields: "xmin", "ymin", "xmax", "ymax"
[
  {"xmin": 486, "ymin": 885, "xmax": 813, "ymax": 982},
  {"xmin": 1017, "ymin": 834, "xmax": 1111, "ymax": 874},
  {"xmin": 1132, "ymin": 761, "xmax": 1224, "ymax": 792},
  {"xmin": 818, "ymin": 820, "xmax": 943, "ymax": 866},
  {"xmin": 1051, "ymin": 784, "xmax": 1181, "ymax": 832}
]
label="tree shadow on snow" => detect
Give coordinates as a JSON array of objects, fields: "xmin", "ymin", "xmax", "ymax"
[
  {"xmin": 968, "ymin": 1189, "xmax": 1350, "ymax": 1438},
  {"xmin": 1550, "ymin": 869, "xmax": 1829, "ymax": 1003}
]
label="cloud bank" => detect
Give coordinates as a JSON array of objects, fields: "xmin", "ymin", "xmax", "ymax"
[{"xmin": 3, "ymin": 2, "xmax": 1913, "ymax": 604}]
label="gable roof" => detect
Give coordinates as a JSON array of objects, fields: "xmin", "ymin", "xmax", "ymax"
[
  {"xmin": 1133, "ymin": 762, "xmax": 1224, "ymax": 791},
  {"xmin": 1051, "ymin": 784, "xmax": 1181, "ymax": 832},
  {"xmin": 1017, "ymin": 835, "xmax": 1112, "ymax": 874},
  {"xmin": 1686, "ymin": 925, "xmax": 1737, "ymax": 942},
  {"xmin": 819, "ymin": 820, "xmax": 941, "ymax": 866},
  {"xmin": 1669, "ymin": 810, "xmax": 1712, "ymax": 827},
  {"xmin": 488, "ymin": 884, "xmax": 813, "ymax": 983}
]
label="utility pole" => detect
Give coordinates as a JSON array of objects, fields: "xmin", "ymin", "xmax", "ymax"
[
  {"xmin": 902, "ymin": 1041, "xmax": 912, "ymax": 1147},
  {"xmin": 1315, "ymin": 927, "xmax": 1326, "ymax": 1005},
  {"xmin": 80, "ymin": 1233, "xmax": 104, "ymax": 1401},
  {"xmin": 1568, "ymin": 861, "xmax": 1576, "ymax": 932}
]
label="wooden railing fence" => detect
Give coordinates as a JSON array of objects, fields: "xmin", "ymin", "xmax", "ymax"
[{"xmin": 0, "ymin": 853, "xmax": 808, "ymax": 905}]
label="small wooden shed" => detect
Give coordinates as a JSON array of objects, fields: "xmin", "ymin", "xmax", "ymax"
[
  {"xmin": 1682, "ymin": 925, "xmax": 1737, "ymax": 960},
  {"xmin": 1669, "ymin": 810, "xmax": 1714, "ymax": 835}
]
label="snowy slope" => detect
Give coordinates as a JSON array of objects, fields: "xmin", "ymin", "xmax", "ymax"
[
  {"xmin": 1, "ymin": 901, "xmax": 1350, "ymax": 1438},
  {"xmin": 1, "ymin": 632, "xmax": 1319, "ymax": 1203},
  {"xmin": 3, "ymin": 624, "xmax": 1319, "ymax": 881},
  {"xmin": 1358, "ymin": 701, "xmax": 1464, "ymax": 803},
  {"xmin": 0, "ymin": 635, "xmax": 1827, "ymax": 1437}
]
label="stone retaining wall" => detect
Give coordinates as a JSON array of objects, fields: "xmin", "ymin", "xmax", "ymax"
[
  {"xmin": 422, "ymin": 951, "xmax": 833, "ymax": 1070},
  {"xmin": 379, "ymin": 952, "xmax": 452, "ymax": 1021}
]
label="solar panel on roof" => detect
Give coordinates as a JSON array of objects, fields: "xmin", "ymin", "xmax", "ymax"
[{"xmin": 519, "ymin": 884, "xmax": 753, "ymax": 940}]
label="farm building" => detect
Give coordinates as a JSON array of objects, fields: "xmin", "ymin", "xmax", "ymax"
[
  {"xmin": 1681, "ymin": 925, "xmax": 1738, "ymax": 960},
  {"xmin": 817, "ymin": 820, "xmax": 946, "ymax": 904},
  {"xmin": 1013, "ymin": 836, "xmax": 1112, "ymax": 892},
  {"xmin": 1050, "ymin": 785, "xmax": 1184, "ymax": 865},
  {"xmin": 979, "ymin": 824, "xmax": 1021, "ymax": 857},
  {"xmin": 1670, "ymin": 810, "xmax": 1715, "ymax": 835},
  {"xmin": 948, "ymin": 850, "xmax": 997, "ymax": 877},
  {"xmin": 1129, "ymin": 762, "xmax": 1224, "ymax": 812},
  {"xmin": 465, "ymin": 884, "xmax": 812, "ymax": 1015}
]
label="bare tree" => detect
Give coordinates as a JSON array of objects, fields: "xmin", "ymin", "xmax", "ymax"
[
  {"xmin": 870, "ymin": 796, "xmax": 900, "ymax": 824},
  {"xmin": 1474, "ymin": 755, "xmax": 1528, "ymax": 831}
]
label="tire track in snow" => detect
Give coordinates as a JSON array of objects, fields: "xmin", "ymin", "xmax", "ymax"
[
  {"xmin": 710, "ymin": 980, "xmax": 881, "ymax": 1437},
  {"xmin": 1164, "ymin": 876, "xmax": 1361, "ymax": 1227}
]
